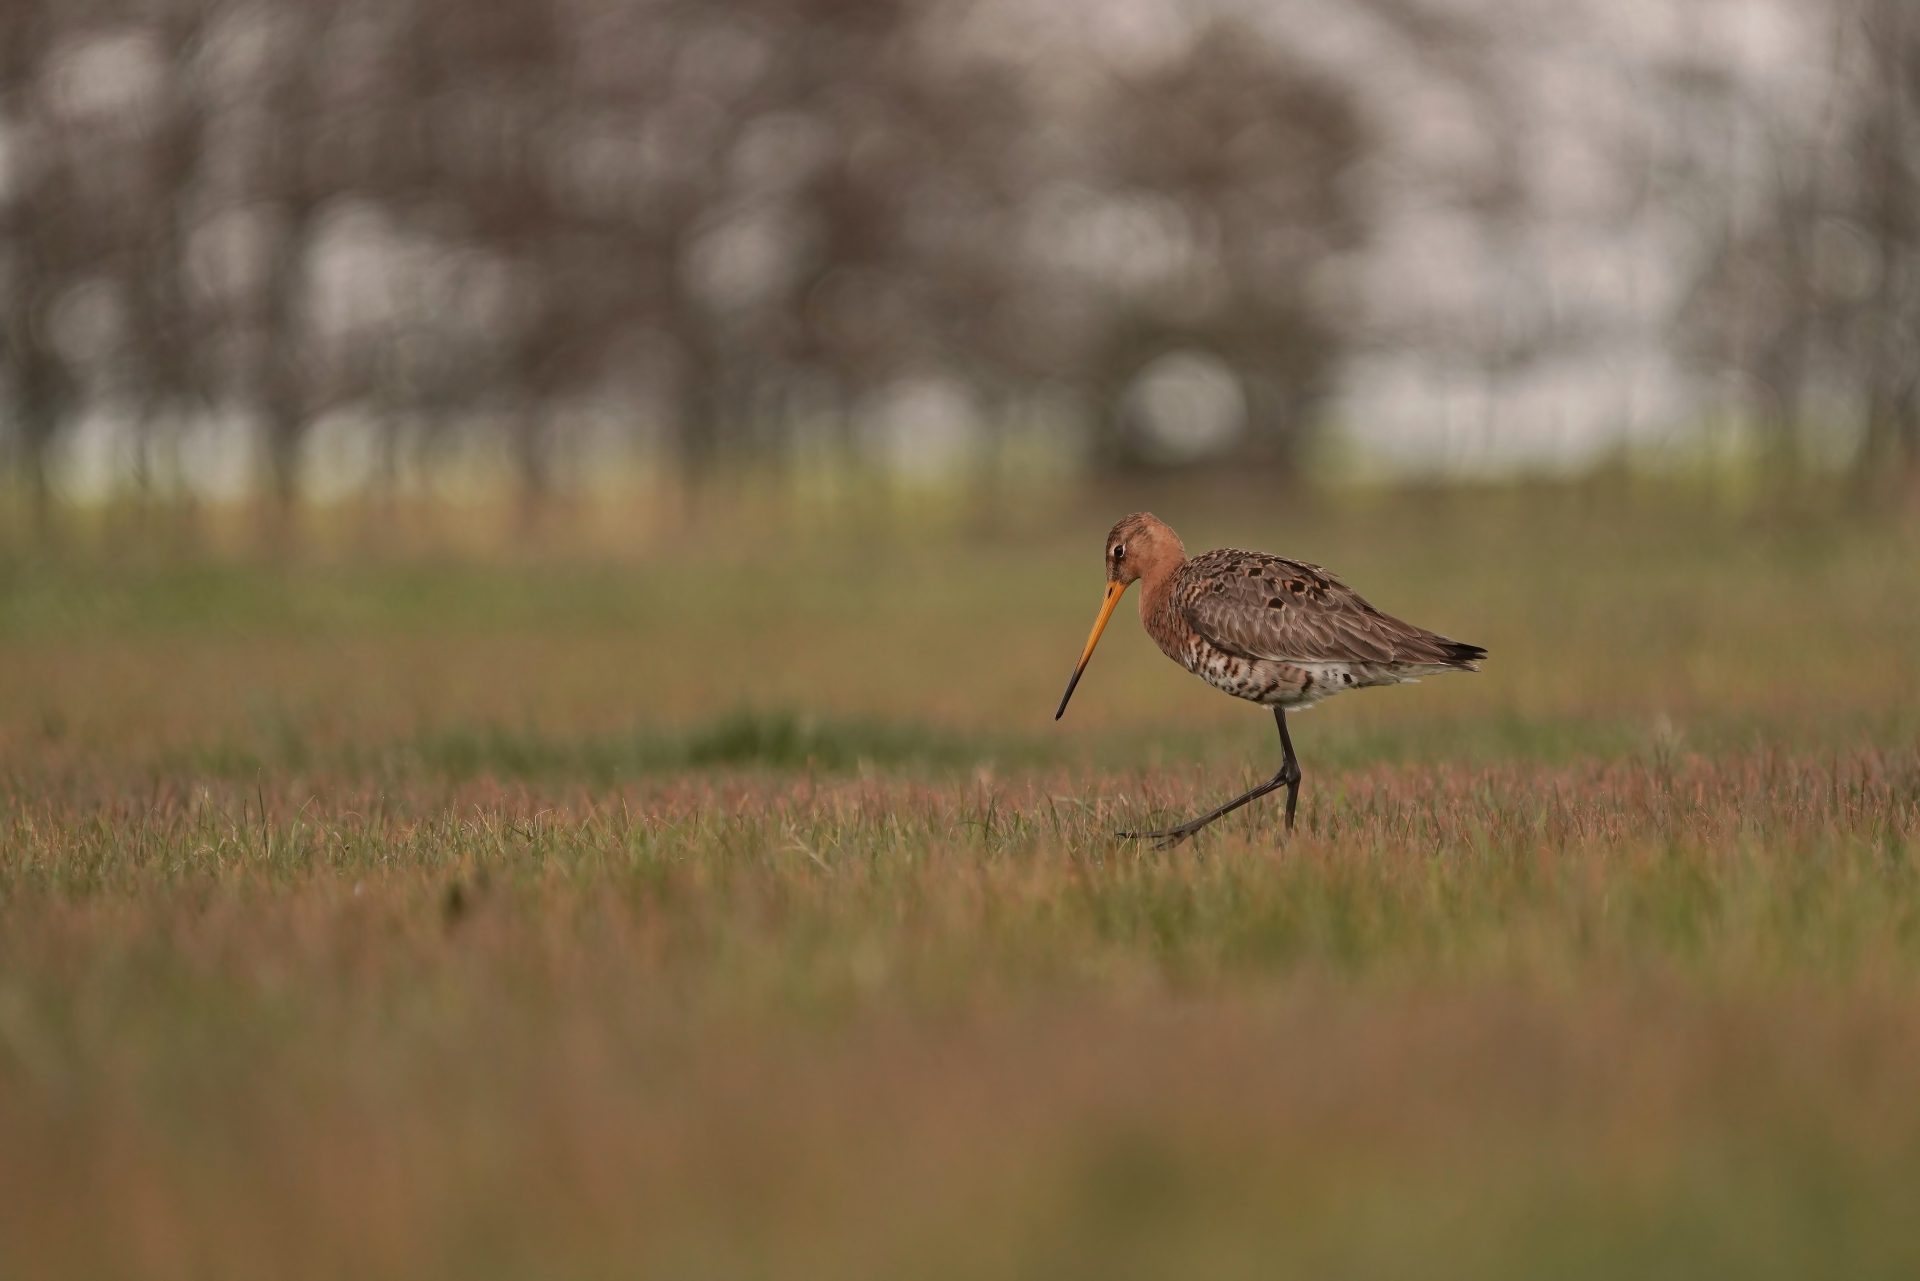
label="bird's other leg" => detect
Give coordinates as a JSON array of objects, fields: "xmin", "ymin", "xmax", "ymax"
[{"xmin": 1119, "ymin": 708, "xmax": 1305, "ymax": 849}]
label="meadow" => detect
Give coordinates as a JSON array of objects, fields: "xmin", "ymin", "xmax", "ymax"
[{"xmin": 3, "ymin": 485, "xmax": 1919, "ymax": 1278}]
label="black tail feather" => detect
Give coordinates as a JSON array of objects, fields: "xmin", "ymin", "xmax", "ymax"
[{"xmin": 1443, "ymin": 640, "xmax": 1487, "ymax": 669}]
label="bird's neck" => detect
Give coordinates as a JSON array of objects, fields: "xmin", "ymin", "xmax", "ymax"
[{"xmin": 1137, "ymin": 554, "xmax": 1183, "ymax": 623}]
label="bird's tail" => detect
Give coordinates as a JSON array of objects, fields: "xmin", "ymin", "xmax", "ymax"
[{"xmin": 1441, "ymin": 639, "xmax": 1487, "ymax": 671}]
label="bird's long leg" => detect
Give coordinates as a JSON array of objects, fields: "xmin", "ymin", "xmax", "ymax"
[
  {"xmin": 1120, "ymin": 708, "xmax": 1304, "ymax": 849},
  {"xmin": 1275, "ymin": 708, "xmax": 1303, "ymax": 832}
]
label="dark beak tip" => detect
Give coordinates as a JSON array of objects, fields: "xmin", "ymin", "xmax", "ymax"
[{"xmin": 1054, "ymin": 669, "xmax": 1083, "ymax": 721}]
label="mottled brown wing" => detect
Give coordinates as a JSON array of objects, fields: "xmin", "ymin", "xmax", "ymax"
[{"xmin": 1175, "ymin": 549, "xmax": 1474, "ymax": 667}]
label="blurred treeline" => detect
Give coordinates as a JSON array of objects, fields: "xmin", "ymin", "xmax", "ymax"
[{"xmin": 2, "ymin": 0, "xmax": 1918, "ymax": 537}]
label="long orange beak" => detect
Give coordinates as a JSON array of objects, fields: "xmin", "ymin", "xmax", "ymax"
[{"xmin": 1055, "ymin": 580, "xmax": 1128, "ymax": 720}]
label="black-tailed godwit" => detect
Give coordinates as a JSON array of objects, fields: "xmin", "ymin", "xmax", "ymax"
[{"xmin": 1055, "ymin": 512, "xmax": 1485, "ymax": 845}]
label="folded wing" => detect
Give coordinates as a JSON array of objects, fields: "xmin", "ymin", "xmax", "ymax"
[{"xmin": 1175, "ymin": 550, "xmax": 1485, "ymax": 669}]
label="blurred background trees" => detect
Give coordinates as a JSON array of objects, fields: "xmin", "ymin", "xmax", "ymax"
[{"xmin": 2, "ymin": 0, "xmax": 1916, "ymax": 539}]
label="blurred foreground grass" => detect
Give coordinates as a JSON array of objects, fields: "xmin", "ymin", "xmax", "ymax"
[{"xmin": 3, "ymin": 486, "xmax": 1919, "ymax": 1278}]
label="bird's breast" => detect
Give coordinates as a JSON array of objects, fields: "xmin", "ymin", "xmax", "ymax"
[
  {"xmin": 1177, "ymin": 634, "xmax": 1323, "ymax": 708},
  {"xmin": 1143, "ymin": 588, "xmax": 1322, "ymax": 707}
]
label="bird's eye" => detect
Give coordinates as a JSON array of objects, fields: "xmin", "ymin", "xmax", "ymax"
[{"xmin": 1112, "ymin": 545, "xmax": 1126, "ymax": 561}]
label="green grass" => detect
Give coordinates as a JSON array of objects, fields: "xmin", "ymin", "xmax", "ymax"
[{"xmin": 2, "ymin": 486, "xmax": 1919, "ymax": 1278}]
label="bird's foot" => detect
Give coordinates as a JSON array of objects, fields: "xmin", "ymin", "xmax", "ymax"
[{"xmin": 1115, "ymin": 825, "xmax": 1201, "ymax": 851}]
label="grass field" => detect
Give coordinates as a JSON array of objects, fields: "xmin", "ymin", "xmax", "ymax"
[{"xmin": 3, "ymin": 487, "xmax": 1919, "ymax": 1278}]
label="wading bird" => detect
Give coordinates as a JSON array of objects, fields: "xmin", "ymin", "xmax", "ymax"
[{"xmin": 1055, "ymin": 513, "xmax": 1485, "ymax": 846}]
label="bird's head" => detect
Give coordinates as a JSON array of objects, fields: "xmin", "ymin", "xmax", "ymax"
[
  {"xmin": 1103, "ymin": 511, "xmax": 1184, "ymax": 587},
  {"xmin": 1056, "ymin": 513, "xmax": 1185, "ymax": 720}
]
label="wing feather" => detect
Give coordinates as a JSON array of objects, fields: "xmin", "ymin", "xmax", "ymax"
[{"xmin": 1174, "ymin": 549, "xmax": 1478, "ymax": 667}]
